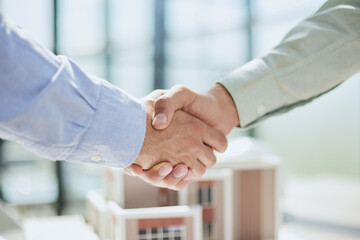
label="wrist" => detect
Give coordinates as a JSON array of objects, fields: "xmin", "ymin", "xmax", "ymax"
[{"xmin": 209, "ymin": 84, "xmax": 240, "ymax": 131}]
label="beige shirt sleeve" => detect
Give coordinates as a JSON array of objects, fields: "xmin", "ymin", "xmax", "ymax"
[{"xmin": 219, "ymin": 0, "xmax": 360, "ymax": 128}]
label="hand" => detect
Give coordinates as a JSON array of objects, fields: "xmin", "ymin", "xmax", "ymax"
[
  {"xmin": 124, "ymin": 162, "xmax": 193, "ymax": 191},
  {"xmin": 124, "ymin": 85, "xmax": 237, "ymax": 190},
  {"xmin": 152, "ymin": 84, "xmax": 240, "ymax": 135},
  {"xmin": 130, "ymin": 92, "xmax": 228, "ymax": 178},
  {"xmin": 125, "ymin": 91, "xmax": 195, "ymax": 190}
]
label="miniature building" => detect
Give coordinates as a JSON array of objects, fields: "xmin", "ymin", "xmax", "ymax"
[
  {"xmin": 178, "ymin": 169, "xmax": 233, "ymax": 240},
  {"xmin": 108, "ymin": 203, "xmax": 202, "ymax": 240},
  {"xmin": 87, "ymin": 137, "xmax": 280, "ymax": 240}
]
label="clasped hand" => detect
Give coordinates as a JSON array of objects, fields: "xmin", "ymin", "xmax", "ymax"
[{"xmin": 125, "ymin": 84, "xmax": 239, "ymax": 190}]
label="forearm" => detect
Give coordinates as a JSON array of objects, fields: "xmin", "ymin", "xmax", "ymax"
[
  {"xmin": 220, "ymin": 0, "xmax": 360, "ymax": 128},
  {"xmin": 0, "ymin": 13, "xmax": 146, "ymax": 167}
]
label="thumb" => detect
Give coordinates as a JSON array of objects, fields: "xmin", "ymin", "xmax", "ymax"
[
  {"xmin": 152, "ymin": 86, "xmax": 196, "ymax": 130},
  {"xmin": 152, "ymin": 97, "xmax": 175, "ymax": 130}
]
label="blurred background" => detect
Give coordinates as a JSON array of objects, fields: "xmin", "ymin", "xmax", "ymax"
[{"xmin": 0, "ymin": 0, "xmax": 359, "ymax": 239}]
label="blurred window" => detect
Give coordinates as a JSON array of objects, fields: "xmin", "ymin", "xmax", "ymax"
[
  {"xmin": 164, "ymin": 0, "xmax": 247, "ymax": 92},
  {"xmin": 253, "ymin": 0, "xmax": 359, "ymax": 178}
]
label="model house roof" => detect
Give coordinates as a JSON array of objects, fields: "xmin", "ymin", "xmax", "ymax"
[
  {"xmin": 108, "ymin": 202, "xmax": 202, "ymax": 219},
  {"xmin": 214, "ymin": 137, "xmax": 280, "ymax": 170}
]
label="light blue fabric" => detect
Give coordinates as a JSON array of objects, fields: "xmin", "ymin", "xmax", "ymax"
[{"xmin": 0, "ymin": 12, "xmax": 146, "ymax": 168}]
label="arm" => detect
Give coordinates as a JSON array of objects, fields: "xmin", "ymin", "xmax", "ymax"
[
  {"xmin": 0, "ymin": 12, "xmax": 145, "ymax": 167},
  {"xmin": 0, "ymin": 12, "xmax": 227, "ymax": 177},
  {"xmin": 219, "ymin": 0, "xmax": 360, "ymax": 128},
  {"xmin": 153, "ymin": 0, "xmax": 360, "ymax": 131}
]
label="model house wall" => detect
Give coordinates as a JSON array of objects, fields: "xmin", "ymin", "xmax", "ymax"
[
  {"xmin": 213, "ymin": 138, "xmax": 280, "ymax": 240},
  {"xmin": 179, "ymin": 169, "xmax": 233, "ymax": 240},
  {"xmin": 108, "ymin": 203, "xmax": 202, "ymax": 240},
  {"xmin": 230, "ymin": 168, "xmax": 277, "ymax": 240},
  {"xmin": 124, "ymin": 174, "xmax": 178, "ymax": 208},
  {"xmin": 105, "ymin": 167, "xmax": 177, "ymax": 209},
  {"xmin": 86, "ymin": 190, "xmax": 111, "ymax": 240},
  {"xmin": 105, "ymin": 168, "xmax": 124, "ymax": 207}
]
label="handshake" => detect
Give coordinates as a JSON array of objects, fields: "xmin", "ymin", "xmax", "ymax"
[{"xmin": 125, "ymin": 84, "xmax": 240, "ymax": 190}]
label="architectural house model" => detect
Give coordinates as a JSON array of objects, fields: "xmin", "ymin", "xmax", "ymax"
[{"xmin": 86, "ymin": 137, "xmax": 280, "ymax": 240}]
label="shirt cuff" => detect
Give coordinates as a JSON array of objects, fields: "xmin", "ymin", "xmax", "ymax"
[
  {"xmin": 66, "ymin": 78, "xmax": 147, "ymax": 168},
  {"xmin": 219, "ymin": 58, "xmax": 283, "ymax": 128}
]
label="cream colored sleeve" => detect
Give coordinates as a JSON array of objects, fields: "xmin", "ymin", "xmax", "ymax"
[{"xmin": 219, "ymin": 0, "xmax": 360, "ymax": 128}]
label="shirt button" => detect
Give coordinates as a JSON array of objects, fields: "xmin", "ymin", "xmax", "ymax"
[
  {"xmin": 91, "ymin": 154, "xmax": 102, "ymax": 162},
  {"xmin": 15, "ymin": 139, "xmax": 25, "ymax": 145}
]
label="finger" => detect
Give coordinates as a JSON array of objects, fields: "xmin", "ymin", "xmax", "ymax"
[
  {"xmin": 202, "ymin": 124, "xmax": 228, "ymax": 153},
  {"xmin": 197, "ymin": 144, "xmax": 217, "ymax": 168},
  {"xmin": 190, "ymin": 160, "xmax": 206, "ymax": 178},
  {"xmin": 171, "ymin": 170, "xmax": 193, "ymax": 191},
  {"xmin": 124, "ymin": 164, "xmax": 143, "ymax": 176},
  {"xmin": 139, "ymin": 162, "xmax": 173, "ymax": 185},
  {"xmin": 152, "ymin": 85, "xmax": 197, "ymax": 129},
  {"xmin": 156, "ymin": 164, "xmax": 189, "ymax": 188}
]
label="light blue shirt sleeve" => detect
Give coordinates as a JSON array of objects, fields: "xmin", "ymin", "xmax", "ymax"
[{"xmin": 0, "ymin": 12, "xmax": 147, "ymax": 168}]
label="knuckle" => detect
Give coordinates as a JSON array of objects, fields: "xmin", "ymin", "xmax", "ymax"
[
  {"xmin": 192, "ymin": 164, "xmax": 206, "ymax": 177},
  {"xmin": 173, "ymin": 85, "xmax": 187, "ymax": 91},
  {"xmin": 201, "ymin": 150, "xmax": 216, "ymax": 168},
  {"xmin": 173, "ymin": 85, "xmax": 191, "ymax": 95},
  {"xmin": 219, "ymin": 137, "xmax": 228, "ymax": 152},
  {"xmin": 151, "ymin": 90, "xmax": 168, "ymax": 99},
  {"xmin": 152, "ymin": 89, "xmax": 163, "ymax": 96},
  {"xmin": 207, "ymin": 154, "xmax": 217, "ymax": 168},
  {"xmin": 178, "ymin": 85, "xmax": 188, "ymax": 92},
  {"xmin": 197, "ymin": 166, "xmax": 206, "ymax": 176},
  {"xmin": 155, "ymin": 96, "xmax": 170, "ymax": 106},
  {"xmin": 186, "ymin": 139, "xmax": 201, "ymax": 154},
  {"xmin": 188, "ymin": 119, "xmax": 202, "ymax": 130}
]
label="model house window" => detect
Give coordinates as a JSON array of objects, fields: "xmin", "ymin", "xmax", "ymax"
[
  {"xmin": 138, "ymin": 226, "xmax": 186, "ymax": 240},
  {"xmin": 203, "ymin": 222, "xmax": 214, "ymax": 240},
  {"xmin": 197, "ymin": 183, "xmax": 216, "ymax": 239},
  {"xmin": 197, "ymin": 185, "xmax": 213, "ymax": 206}
]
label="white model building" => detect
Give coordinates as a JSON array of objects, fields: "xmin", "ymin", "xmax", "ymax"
[
  {"xmin": 86, "ymin": 190, "xmax": 202, "ymax": 240},
  {"xmin": 109, "ymin": 203, "xmax": 202, "ymax": 240},
  {"xmin": 86, "ymin": 190, "xmax": 111, "ymax": 240},
  {"xmin": 86, "ymin": 137, "xmax": 280, "ymax": 240}
]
